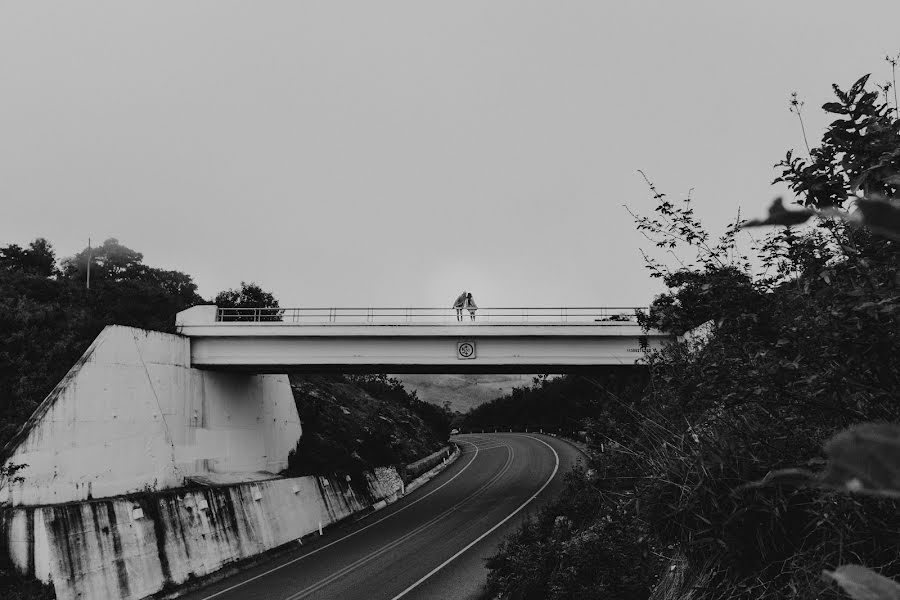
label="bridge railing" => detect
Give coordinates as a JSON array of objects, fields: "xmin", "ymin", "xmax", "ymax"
[{"xmin": 214, "ymin": 307, "xmax": 647, "ymax": 325}]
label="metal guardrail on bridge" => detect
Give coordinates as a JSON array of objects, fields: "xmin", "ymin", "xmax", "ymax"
[{"xmin": 214, "ymin": 307, "xmax": 647, "ymax": 325}]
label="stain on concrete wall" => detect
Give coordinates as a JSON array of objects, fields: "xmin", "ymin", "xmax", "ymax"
[{"xmin": 2, "ymin": 469, "xmax": 404, "ymax": 600}]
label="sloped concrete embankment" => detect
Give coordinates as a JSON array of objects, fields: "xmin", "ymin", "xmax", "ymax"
[
  {"xmin": 0, "ymin": 325, "xmax": 302, "ymax": 507},
  {"xmin": 1, "ymin": 467, "xmax": 405, "ymax": 600}
]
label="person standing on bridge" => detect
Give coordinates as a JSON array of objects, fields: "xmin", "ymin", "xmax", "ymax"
[
  {"xmin": 465, "ymin": 292, "xmax": 478, "ymax": 321},
  {"xmin": 452, "ymin": 290, "xmax": 467, "ymax": 322}
]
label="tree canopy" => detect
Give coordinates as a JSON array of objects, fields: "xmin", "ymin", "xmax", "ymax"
[
  {"xmin": 0, "ymin": 238, "xmax": 57, "ymax": 277},
  {"xmin": 214, "ymin": 281, "xmax": 281, "ymax": 321},
  {"xmin": 61, "ymin": 237, "xmax": 144, "ymax": 282},
  {"xmin": 0, "ymin": 237, "xmax": 204, "ymax": 449},
  {"xmin": 214, "ymin": 281, "xmax": 279, "ymax": 309}
]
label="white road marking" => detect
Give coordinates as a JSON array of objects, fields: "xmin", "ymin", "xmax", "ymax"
[
  {"xmin": 461, "ymin": 443, "xmax": 507, "ymax": 453},
  {"xmin": 389, "ymin": 435, "xmax": 561, "ymax": 600},
  {"xmin": 197, "ymin": 440, "xmax": 482, "ymax": 600},
  {"xmin": 283, "ymin": 441, "xmax": 515, "ymax": 600}
]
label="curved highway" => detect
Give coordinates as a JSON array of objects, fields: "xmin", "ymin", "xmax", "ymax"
[{"xmin": 181, "ymin": 433, "xmax": 586, "ymax": 600}]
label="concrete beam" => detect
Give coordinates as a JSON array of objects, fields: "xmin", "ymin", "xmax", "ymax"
[
  {"xmin": 185, "ymin": 331, "xmax": 669, "ymax": 372},
  {"xmin": 176, "ymin": 307, "xmax": 671, "ymax": 373}
]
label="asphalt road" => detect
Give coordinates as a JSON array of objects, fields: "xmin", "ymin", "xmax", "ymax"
[{"xmin": 181, "ymin": 433, "xmax": 586, "ymax": 600}]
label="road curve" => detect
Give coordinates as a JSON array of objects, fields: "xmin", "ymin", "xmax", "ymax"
[{"xmin": 181, "ymin": 433, "xmax": 586, "ymax": 600}]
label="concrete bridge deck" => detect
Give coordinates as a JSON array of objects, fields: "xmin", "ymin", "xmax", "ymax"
[{"xmin": 176, "ymin": 306, "xmax": 670, "ymax": 373}]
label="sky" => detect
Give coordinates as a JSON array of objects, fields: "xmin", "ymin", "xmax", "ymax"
[{"xmin": 3, "ymin": 1, "xmax": 900, "ymax": 309}]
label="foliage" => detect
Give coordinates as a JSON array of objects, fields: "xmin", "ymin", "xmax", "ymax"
[
  {"xmin": 481, "ymin": 64, "xmax": 900, "ymax": 600},
  {"xmin": 0, "ymin": 239, "xmax": 57, "ymax": 278},
  {"xmin": 484, "ymin": 468, "xmax": 663, "ymax": 600},
  {"xmin": 61, "ymin": 238, "xmax": 144, "ymax": 282},
  {"xmin": 0, "ymin": 237, "xmax": 204, "ymax": 450},
  {"xmin": 627, "ymin": 171, "xmax": 751, "ymax": 280},
  {"xmin": 346, "ymin": 374, "xmax": 452, "ymax": 441},
  {"xmin": 637, "ymin": 266, "xmax": 761, "ymax": 336},
  {"xmin": 286, "ymin": 374, "xmax": 450, "ymax": 477},
  {"xmin": 776, "ymin": 74, "xmax": 900, "ymax": 209},
  {"xmin": 0, "ymin": 562, "xmax": 55, "ymax": 600},
  {"xmin": 459, "ymin": 372, "xmax": 648, "ymax": 436},
  {"xmin": 214, "ymin": 281, "xmax": 281, "ymax": 321}
]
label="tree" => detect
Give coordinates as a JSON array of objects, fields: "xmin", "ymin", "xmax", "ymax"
[
  {"xmin": 136, "ymin": 268, "xmax": 203, "ymax": 305},
  {"xmin": 214, "ymin": 281, "xmax": 281, "ymax": 321},
  {"xmin": 0, "ymin": 238, "xmax": 57, "ymax": 277},
  {"xmin": 61, "ymin": 237, "xmax": 144, "ymax": 282}
]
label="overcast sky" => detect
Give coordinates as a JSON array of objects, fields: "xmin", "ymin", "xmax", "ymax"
[{"xmin": 3, "ymin": 2, "xmax": 899, "ymax": 308}]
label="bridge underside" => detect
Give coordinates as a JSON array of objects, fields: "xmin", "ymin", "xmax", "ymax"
[
  {"xmin": 191, "ymin": 362, "xmax": 650, "ymax": 375},
  {"xmin": 186, "ymin": 332, "xmax": 666, "ymax": 374}
]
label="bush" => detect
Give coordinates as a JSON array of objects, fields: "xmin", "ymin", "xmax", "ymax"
[{"xmin": 480, "ymin": 65, "xmax": 900, "ymax": 599}]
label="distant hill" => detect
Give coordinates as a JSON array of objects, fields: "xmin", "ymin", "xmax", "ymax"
[{"xmin": 391, "ymin": 374, "xmax": 538, "ymax": 413}]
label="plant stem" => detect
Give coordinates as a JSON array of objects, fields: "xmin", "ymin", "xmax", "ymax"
[
  {"xmin": 886, "ymin": 53, "xmax": 899, "ymax": 115},
  {"xmin": 796, "ymin": 110, "xmax": 811, "ymax": 159}
]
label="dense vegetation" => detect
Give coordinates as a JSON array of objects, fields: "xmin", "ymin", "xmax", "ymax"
[
  {"xmin": 480, "ymin": 68, "xmax": 900, "ymax": 599},
  {"xmin": 287, "ymin": 374, "xmax": 452, "ymax": 477},
  {"xmin": 457, "ymin": 372, "xmax": 647, "ymax": 437}
]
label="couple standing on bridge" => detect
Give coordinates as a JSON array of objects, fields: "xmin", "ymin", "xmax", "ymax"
[{"xmin": 452, "ymin": 291, "xmax": 478, "ymax": 322}]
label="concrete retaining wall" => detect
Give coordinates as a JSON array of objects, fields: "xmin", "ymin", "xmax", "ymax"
[
  {"xmin": 1, "ymin": 468, "xmax": 404, "ymax": 600},
  {"xmin": 404, "ymin": 445, "xmax": 453, "ymax": 481},
  {"xmin": 0, "ymin": 326, "xmax": 302, "ymax": 507}
]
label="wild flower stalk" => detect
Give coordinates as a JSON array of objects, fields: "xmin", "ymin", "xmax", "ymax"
[
  {"xmin": 789, "ymin": 92, "xmax": 811, "ymax": 159},
  {"xmin": 886, "ymin": 53, "xmax": 899, "ymax": 115}
]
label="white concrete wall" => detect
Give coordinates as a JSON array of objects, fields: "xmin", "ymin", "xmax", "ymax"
[
  {"xmin": 1, "ymin": 469, "xmax": 404, "ymax": 600},
  {"xmin": 0, "ymin": 325, "xmax": 302, "ymax": 506}
]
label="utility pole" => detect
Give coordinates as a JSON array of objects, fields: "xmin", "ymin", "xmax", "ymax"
[{"xmin": 86, "ymin": 237, "xmax": 91, "ymax": 290}]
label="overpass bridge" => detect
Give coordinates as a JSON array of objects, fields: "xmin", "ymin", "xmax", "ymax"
[
  {"xmin": 175, "ymin": 305, "xmax": 671, "ymax": 373},
  {"xmin": 0, "ymin": 304, "xmax": 673, "ymax": 593}
]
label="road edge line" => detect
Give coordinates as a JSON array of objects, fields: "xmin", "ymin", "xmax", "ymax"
[
  {"xmin": 190, "ymin": 439, "xmax": 481, "ymax": 600},
  {"xmin": 389, "ymin": 434, "xmax": 560, "ymax": 600}
]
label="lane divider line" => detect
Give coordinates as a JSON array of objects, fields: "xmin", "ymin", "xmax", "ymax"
[
  {"xmin": 198, "ymin": 439, "xmax": 485, "ymax": 600},
  {"xmin": 460, "ymin": 443, "xmax": 508, "ymax": 453},
  {"xmin": 389, "ymin": 435, "xmax": 560, "ymax": 600},
  {"xmin": 283, "ymin": 441, "xmax": 516, "ymax": 600}
]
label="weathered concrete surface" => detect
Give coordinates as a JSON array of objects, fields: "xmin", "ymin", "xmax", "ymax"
[
  {"xmin": 404, "ymin": 445, "xmax": 453, "ymax": 481},
  {"xmin": 1, "ymin": 468, "xmax": 404, "ymax": 600},
  {"xmin": 0, "ymin": 325, "xmax": 302, "ymax": 507}
]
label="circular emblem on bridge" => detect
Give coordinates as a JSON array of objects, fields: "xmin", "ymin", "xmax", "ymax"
[{"xmin": 457, "ymin": 341, "xmax": 476, "ymax": 360}]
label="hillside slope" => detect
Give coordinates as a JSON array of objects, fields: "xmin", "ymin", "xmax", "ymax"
[
  {"xmin": 392, "ymin": 374, "xmax": 537, "ymax": 413},
  {"xmin": 286, "ymin": 374, "xmax": 451, "ymax": 477}
]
